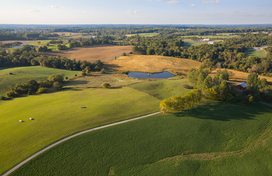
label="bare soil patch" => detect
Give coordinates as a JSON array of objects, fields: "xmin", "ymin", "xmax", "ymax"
[
  {"xmin": 107, "ymin": 55, "xmax": 201, "ymax": 75},
  {"xmin": 45, "ymin": 45, "xmax": 133, "ymax": 62}
]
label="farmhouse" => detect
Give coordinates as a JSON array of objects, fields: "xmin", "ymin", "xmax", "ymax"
[
  {"xmin": 236, "ymin": 82, "xmax": 247, "ymax": 90},
  {"xmin": 208, "ymin": 41, "xmax": 215, "ymax": 44},
  {"xmin": 203, "ymin": 38, "xmax": 210, "ymax": 42}
]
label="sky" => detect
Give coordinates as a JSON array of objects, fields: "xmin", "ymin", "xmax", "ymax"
[{"xmin": 0, "ymin": 0, "xmax": 271, "ymax": 24}]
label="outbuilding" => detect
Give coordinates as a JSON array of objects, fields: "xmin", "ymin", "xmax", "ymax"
[{"xmin": 236, "ymin": 82, "xmax": 247, "ymax": 90}]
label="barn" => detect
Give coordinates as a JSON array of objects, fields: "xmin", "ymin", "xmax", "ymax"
[{"xmin": 236, "ymin": 82, "xmax": 247, "ymax": 90}]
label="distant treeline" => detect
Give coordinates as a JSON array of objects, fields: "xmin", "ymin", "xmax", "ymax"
[
  {"xmin": 0, "ymin": 42, "xmax": 22, "ymax": 48},
  {"xmin": 127, "ymin": 34, "xmax": 272, "ymax": 74},
  {"xmin": 0, "ymin": 46, "xmax": 103, "ymax": 71},
  {"xmin": 0, "ymin": 32, "xmax": 59, "ymax": 41}
]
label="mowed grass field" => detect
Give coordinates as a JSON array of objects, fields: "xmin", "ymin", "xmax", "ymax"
[
  {"xmin": 10, "ymin": 102, "xmax": 272, "ymax": 175},
  {"xmin": 128, "ymin": 79, "xmax": 190, "ymax": 100},
  {"xmin": 210, "ymin": 69, "xmax": 272, "ymax": 85},
  {"xmin": 246, "ymin": 49, "xmax": 267, "ymax": 58},
  {"xmin": 0, "ymin": 87, "xmax": 161, "ymax": 174},
  {"xmin": 107, "ymin": 55, "xmax": 201, "ymax": 74},
  {"xmin": 0, "ymin": 66, "xmax": 80, "ymax": 96},
  {"xmin": 45, "ymin": 45, "xmax": 133, "ymax": 62},
  {"xmin": 65, "ymin": 74, "xmax": 144, "ymax": 88},
  {"xmin": 180, "ymin": 35, "xmax": 237, "ymax": 39},
  {"xmin": 126, "ymin": 33, "xmax": 159, "ymax": 37}
]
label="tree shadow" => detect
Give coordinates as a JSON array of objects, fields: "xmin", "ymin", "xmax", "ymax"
[{"xmin": 174, "ymin": 101, "xmax": 272, "ymax": 121}]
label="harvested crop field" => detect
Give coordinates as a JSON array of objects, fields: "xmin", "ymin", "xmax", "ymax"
[
  {"xmin": 45, "ymin": 45, "xmax": 133, "ymax": 62},
  {"xmin": 107, "ymin": 55, "xmax": 201, "ymax": 75},
  {"xmin": 0, "ymin": 40, "xmax": 39, "ymax": 44},
  {"xmin": 210, "ymin": 69, "xmax": 272, "ymax": 84}
]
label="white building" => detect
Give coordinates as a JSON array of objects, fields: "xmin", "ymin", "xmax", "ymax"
[
  {"xmin": 203, "ymin": 38, "xmax": 210, "ymax": 42},
  {"xmin": 208, "ymin": 41, "xmax": 215, "ymax": 44}
]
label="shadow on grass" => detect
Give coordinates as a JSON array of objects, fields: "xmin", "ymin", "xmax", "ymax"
[
  {"xmin": 65, "ymin": 80, "xmax": 89, "ymax": 86},
  {"xmin": 174, "ymin": 101, "xmax": 272, "ymax": 121}
]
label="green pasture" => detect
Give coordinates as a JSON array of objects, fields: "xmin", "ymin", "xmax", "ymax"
[
  {"xmin": 65, "ymin": 74, "xmax": 144, "ymax": 88},
  {"xmin": 10, "ymin": 102, "xmax": 272, "ymax": 175},
  {"xmin": 127, "ymin": 79, "xmax": 190, "ymax": 100},
  {"xmin": 127, "ymin": 33, "xmax": 159, "ymax": 37},
  {"xmin": 27, "ymin": 40, "xmax": 50, "ymax": 45},
  {"xmin": 246, "ymin": 49, "xmax": 266, "ymax": 58},
  {"xmin": 0, "ymin": 66, "xmax": 80, "ymax": 96},
  {"xmin": 182, "ymin": 39, "xmax": 204, "ymax": 47},
  {"xmin": 0, "ymin": 87, "xmax": 160, "ymax": 174},
  {"xmin": 180, "ymin": 35, "xmax": 236, "ymax": 39}
]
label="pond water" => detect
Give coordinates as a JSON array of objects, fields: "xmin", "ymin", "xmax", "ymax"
[{"xmin": 127, "ymin": 71, "xmax": 175, "ymax": 79}]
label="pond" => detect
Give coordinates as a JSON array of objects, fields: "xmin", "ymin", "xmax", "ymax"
[{"xmin": 127, "ymin": 71, "xmax": 175, "ymax": 79}]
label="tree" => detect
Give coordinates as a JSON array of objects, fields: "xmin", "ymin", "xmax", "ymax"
[
  {"xmin": 221, "ymin": 69, "xmax": 229, "ymax": 81},
  {"xmin": 47, "ymin": 73, "xmax": 64, "ymax": 83},
  {"xmin": 246, "ymin": 73, "xmax": 260, "ymax": 91},
  {"xmin": 53, "ymin": 82, "xmax": 63, "ymax": 90}
]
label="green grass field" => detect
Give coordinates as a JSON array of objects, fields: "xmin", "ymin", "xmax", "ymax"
[
  {"xmin": 10, "ymin": 102, "xmax": 272, "ymax": 176},
  {"xmin": 0, "ymin": 87, "xmax": 161, "ymax": 174},
  {"xmin": 127, "ymin": 79, "xmax": 190, "ymax": 100},
  {"xmin": 183, "ymin": 39, "xmax": 204, "ymax": 47},
  {"xmin": 246, "ymin": 49, "xmax": 267, "ymax": 58},
  {"xmin": 127, "ymin": 33, "xmax": 159, "ymax": 37},
  {"xmin": 0, "ymin": 66, "xmax": 80, "ymax": 96},
  {"xmin": 180, "ymin": 35, "xmax": 237, "ymax": 39},
  {"xmin": 27, "ymin": 40, "xmax": 50, "ymax": 45},
  {"xmin": 65, "ymin": 74, "xmax": 144, "ymax": 88}
]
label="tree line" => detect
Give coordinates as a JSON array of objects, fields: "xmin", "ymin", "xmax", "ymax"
[
  {"xmin": 0, "ymin": 45, "xmax": 103, "ymax": 72},
  {"xmin": 4, "ymin": 73, "xmax": 65, "ymax": 99}
]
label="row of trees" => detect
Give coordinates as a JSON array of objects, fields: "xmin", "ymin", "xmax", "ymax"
[
  {"xmin": 0, "ymin": 46, "xmax": 104, "ymax": 72},
  {"xmin": 5, "ymin": 73, "xmax": 64, "ymax": 98},
  {"xmin": 187, "ymin": 68, "xmax": 240, "ymax": 102},
  {"xmin": 160, "ymin": 89, "xmax": 202, "ymax": 112}
]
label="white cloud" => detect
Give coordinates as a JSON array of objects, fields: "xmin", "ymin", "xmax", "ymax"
[
  {"xmin": 189, "ymin": 4, "xmax": 195, "ymax": 7},
  {"xmin": 202, "ymin": 0, "xmax": 220, "ymax": 4},
  {"xmin": 46, "ymin": 5, "xmax": 64, "ymax": 8},
  {"xmin": 165, "ymin": 0, "xmax": 179, "ymax": 4},
  {"xmin": 127, "ymin": 10, "xmax": 142, "ymax": 14},
  {"xmin": 27, "ymin": 9, "xmax": 40, "ymax": 13}
]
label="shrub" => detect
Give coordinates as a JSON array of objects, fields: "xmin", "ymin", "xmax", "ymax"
[
  {"xmin": 121, "ymin": 53, "xmax": 126, "ymax": 56},
  {"xmin": 183, "ymin": 84, "xmax": 189, "ymax": 89},
  {"xmin": 100, "ymin": 68, "xmax": 106, "ymax": 74},
  {"xmin": 36, "ymin": 88, "xmax": 49, "ymax": 94},
  {"xmin": 75, "ymin": 74, "xmax": 77, "ymax": 76},
  {"xmin": 5, "ymin": 91, "xmax": 17, "ymax": 98},
  {"xmin": 66, "ymin": 77, "xmax": 68, "ymax": 80},
  {"xmin": 129, "ymin": 52, "xmax": 133, "ymax": 54},
  {"xmin": 0, "ymin": 96, "xmax": 6, "ymax": 100},
  {"xmin": 102, "ymin": 83, "xmax": 111, "ymax": 88},
  {"xmin": 53, "ymin": 82, "xmax": 63, "ymax": 90},
  {"xmin": 244, "ymin": 94, "xmax": 254, "ymax": 105}
]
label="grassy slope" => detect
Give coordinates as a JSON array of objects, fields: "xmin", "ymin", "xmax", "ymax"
[
  {"xmin": 127, "ymin": 79, "xmax": 190, "ymax": 100},
  {"xmin": 65, "ymin": 74, "xmax": 144, "ymax": 88},
  {"xmin": 246, "ymin": 50, "xmax": 266, "ymax": 58},
  {"xmin": 0, "ymin": 66, "xmax": 80, "ymax": 96},
  {"xmin": 11, "ymin": 102, "xmax": 272, "ymax": 176},
  {"xmin": 0, "ymin": 87, "xmax": 160, "ymax": 174}
]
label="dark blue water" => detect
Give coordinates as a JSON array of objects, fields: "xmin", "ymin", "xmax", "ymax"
[{"xmin": 127, "ymin": 71, "xmax": 175, "ymax": 79}]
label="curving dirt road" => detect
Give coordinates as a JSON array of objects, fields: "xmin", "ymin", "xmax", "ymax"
[{"xmin": 3, "ymin": 111, "xmax": 161, "ymax": 176}]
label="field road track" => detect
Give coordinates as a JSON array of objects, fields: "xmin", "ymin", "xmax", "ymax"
[
  {"xmin": 259, "ymin": 101, "xmax": 272, "ymax": 107},
  {"xmin": 3, "ymin": 111, "xmax": 161, "ymax": 176}
]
